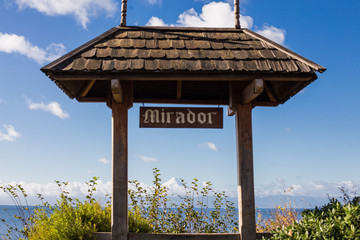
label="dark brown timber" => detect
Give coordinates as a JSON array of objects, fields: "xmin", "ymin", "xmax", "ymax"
[
  {"xmin": 235, "ymin": 103, "xmax": 256, "ymax": 240},
  {"xmin": 112, "ymin": 81, "xmax": 132, "ymax": 240},
  {"xmin": 234, "ymin": 0, "xmax": 240, "ymax": 29}
]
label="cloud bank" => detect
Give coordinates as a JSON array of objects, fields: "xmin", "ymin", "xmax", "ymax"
[
  {"xmin": 1, "ymin": 178, "xmax": 357, "ymax": 205},
  {"xmin": 0, "ymin": 125, "xmax": 21, "ymax": 142},
  {"xmin": 0, "ymin": 33, "xmax": 66, "ymax": 64},
  {"xmin": 14, "ymin": 0, "xmax": 118, "ymax": 29},
  {"xmin": 26, "ymin": 98, "xmax": 69, "ymax": 119},
  {"xmin": 146, "ymin": 1, "xmax": 285, "ymax": 45}
]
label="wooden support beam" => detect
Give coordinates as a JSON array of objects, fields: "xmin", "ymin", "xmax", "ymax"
[
  {"xmin": 80, "ymin": 80, "xmax": 96, "ymax": 97},
  {"xmin": 177, "ymin": 80, "xmax": 182, "ymax": 99},
  {"xmin": 112, "ymin": 81, "xmax": 133, "ymax": 240},
  {"xmin": 228, "ymin": 79, "xmax": 264, "ymax": 116},
  {"xmin": 51, "ymin": 72, "xmax": 315, "ymax": 82},
  {"xmin": 235, "ymin": 103, "xmax": 256, "ymax": 240},
  {"xmin": 135, "ymin": 98, "xmax": 227, "ymax": 105},
  {"xmin": 264, "ymin": 81, "xmax": 278, "ymax": 103},
  {"xmin": 111, "ymin": 79, "xmax": 123, "ymax": 104},
  {"xmin": 95, "ymin": 232, "xmax": 273, "ymax": 240},
  {"xmin": 228, "ymin": 81, "xmax": 240, "ymax": 116},
  {"xmin": 242, "ymin": 79, "xmax": 264, "ymax": 104}
]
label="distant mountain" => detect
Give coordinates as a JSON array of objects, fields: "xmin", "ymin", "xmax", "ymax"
[{"xmin": 162, "ymin": 177, "xmax": 186, "ymax": 195}]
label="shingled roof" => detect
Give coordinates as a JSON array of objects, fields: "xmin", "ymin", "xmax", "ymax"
[{"xmin": 41, "ymin": 26, "xmax": 326, "ymax": 105}]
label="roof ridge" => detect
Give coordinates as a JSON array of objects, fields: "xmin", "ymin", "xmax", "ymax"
[
  {"xmin": 242, "ymin": 29, "xmax": 326, "ymax": 73},
  {"xmin": 114, "ymin": 26, "xmax": 246, "ymax": 32}
]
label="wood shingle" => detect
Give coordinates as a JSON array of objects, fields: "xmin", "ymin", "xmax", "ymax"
[{"xmin": 41, "ymin": 26, "xmax": 325, "ymax": 105}]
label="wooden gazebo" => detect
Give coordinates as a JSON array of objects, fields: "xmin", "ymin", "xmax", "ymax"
[{"xmin": 41, "ymin": 3, "xmax": 325, "ymax": 239}]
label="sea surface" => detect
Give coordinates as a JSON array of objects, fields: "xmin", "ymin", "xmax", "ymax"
[{"xmin": 0, "ymin": 205, "xmax": 304, "ymax": 238}]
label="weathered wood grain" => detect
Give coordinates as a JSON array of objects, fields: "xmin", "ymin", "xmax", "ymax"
[
  {"xmin": 94, "ymin": 232, "xmax": 273, "ymax": 240},
  {"xmin": 235, "ymin": 103, "xmax": 256, "ymax": 240},
  {"xmin": 112, "ymin": 81, "xmax": 133, "ymax": 240}
]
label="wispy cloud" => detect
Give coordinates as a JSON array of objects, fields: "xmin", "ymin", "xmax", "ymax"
[
  {"xmin": 284, "ymin": 128, "xmax": 292, "ymax": 132},
  {"xmin": 14, "ymin": 0, "xmax": 118, "ymax": 29},
  {"xmin": 98, "ymin": 158, "xmax": 110, "ymax": 164},
  {"xmin": 146, "ymin": 1, "xmax": 285, "ymax": 45},
  {"xmin": 135, "ymin": 154, "xmax": 158, "ymax": 163},
  {"xmin": 199, "ymin": 142, "xmax": 219, "ymax": 151},
  {"xmin": 146, "ymin": 0, "xmax": 161, "ymax": 5},
  {"xmin": 0, "ymin": 98, "xmax": 6, "ymax": 104},
  {"xmin": 26, "ymin": 98, "xmax": 69, "ymax": 119},
  {"xmin": 0, "ymin": 33, "xmax": 65, "ymax": 64},
  {"xmin": 0, "ymin": 125, "xmax": 21, "ymax": 142}
]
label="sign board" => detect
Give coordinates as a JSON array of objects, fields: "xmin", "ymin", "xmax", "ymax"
[{"xmin": 140, "ymin": 107, "xmax": 223, "ymax": 128}]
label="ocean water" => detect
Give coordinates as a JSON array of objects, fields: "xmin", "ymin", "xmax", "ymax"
[{"xmin": 0, "ymin": 205, "xmax": 303, "ymax": 238}]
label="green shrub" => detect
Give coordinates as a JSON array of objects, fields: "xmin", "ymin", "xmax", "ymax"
[
  {"xmin": 25, "ymin": 178, "xmax": 110, "ymax": 240},
  {"xmin": 128, "ymin": 168, "xmax": 238, "ymax": 233},
  {"xmin": 128, "ymin": 207, "xmax": 153, "ymax": 233},
  {"xmin": 265, "ymin": 196, "xmax": 360, "ymax": 239}
]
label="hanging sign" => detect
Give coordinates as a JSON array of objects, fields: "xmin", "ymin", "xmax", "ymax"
[{"xmin": 140, "ymin": 107, "xmax": 223, "ymax": 129}]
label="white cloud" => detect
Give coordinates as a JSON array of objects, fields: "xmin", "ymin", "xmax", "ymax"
[
  {"xmin": 135, "ymin": 154, "xmax": 158, "ymax": 163},
  {"xmin": 284, "ymin": 128, "xmax": 292, "ymax": 132},
  {"xmin": 177, "ymin": 2, "xmax": 253, "ymax": 28},
  {"xmin": 98, "ymin": 158, "xmax": 110, "ymax": 164},
  {"xmin": 0, "ymin": 125, "xmax": 21, "ymax": 142},
  {"xmin": 14, "ymin": 0, "xmax": 118, "ymax": 29},
  {"xmin": 199, "ymin": 142, "xmax": 219, "ymax": 151},
  {"xmin": 26, "ymin": 98, "xmax": 69, "ymax": 119},
  {"xmin": 0, "ymin": 98, "xmax": 6, "ymax": 104},
  {"xmin": 147, "ymin": 2, "xmax": 253, "ymax": 29},
  {"xmin": 146, "ymin": 2, "xmax": 285, "ymax": 44},
  {"xmin": 256, "ymin": 25, "xmax": 286, "ymax": 45},
  {"xmin": 0, "ymin": 32, "xmax": 65, "ymax": 64},
  {"xmin": 146, "ymin": 16, "xmax": 169, "ymax": 27}
]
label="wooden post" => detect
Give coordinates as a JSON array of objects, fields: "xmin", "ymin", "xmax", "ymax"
[
  {"xmin": 235, "ymin": 103, "xmax": 256, "ymax": 240},
  {"xmin": 120, "ymin": 0, "xmax": 127, "ymax": 27},
  {"xmin": 112, "ymin": 81, "xmax": 132, "ymax": 240},
  {"xmin": 234, "ymin": 0, "xmax": 240, "ymax": 29}
]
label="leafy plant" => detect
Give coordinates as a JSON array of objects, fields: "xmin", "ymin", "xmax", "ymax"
[
  {"xmin": 128, "ymin": 168, "xmax": 238, "ymax": 233},
  {"xmin": 257, "ymin": 187, "xmax": 299, "ymax": 233},
  {"xmin": 264, "ymin": 190, "xmax": 360, "ymax": 239}
]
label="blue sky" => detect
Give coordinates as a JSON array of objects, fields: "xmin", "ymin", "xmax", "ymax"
[{"xmin": 0, "ymin": 0, "xmax": 359, "ymax": 205}]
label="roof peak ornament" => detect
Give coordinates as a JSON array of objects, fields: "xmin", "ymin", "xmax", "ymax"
[
  {"xmin": 120, "ymin": 0, "xmax": 127, "ymax": 27},
  {"xmin": 235, "ymin": 0, "xmax": 240, "ymax": 29}
]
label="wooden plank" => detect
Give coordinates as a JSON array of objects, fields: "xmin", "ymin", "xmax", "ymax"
[
  {"xmin": 112, "ymin": 81, "xmax": 133, "ymax": 240},
  {"xmin": 177, "ymin": 80, "xmax": 182, "ymax": 99},
  {"xmin": 76, "ymin": 97, "xmax": 107, "ymax": 102},
  {"xmin": 235, "ymin": 103, "xmax": 256, "ymax": 240},
  {"xmin": 135, "ymin": 98, "xmax": 228, "ymax": 105},
  {"xmin": 80, "ymin": 80, "xmax": 96, "ymax": 97},
  {"xmin": 51, "ymin": 72, "xmax": 314, "ymax": 82},
  {"xmin": 111, "ymin": 79, "xmax": 123, "ymax": 104},
  {"xmin": 94, "ymin": 232, "xmax": 272, "ymax": 240},
  {"xmin": 139, "ymin": 107, "xmax": 223, "ymax": 128},
  {"xmin": 241, "ymin": 79, "xmax": 264, "ymax": 104}
]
